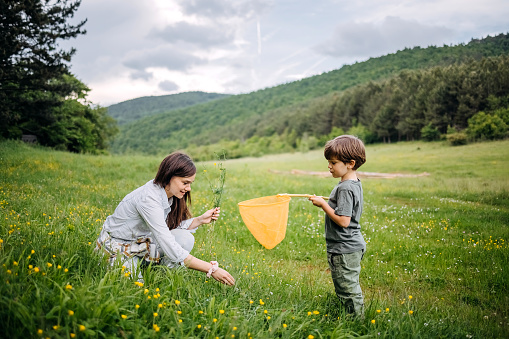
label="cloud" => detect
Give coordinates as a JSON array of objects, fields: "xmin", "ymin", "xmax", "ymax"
[
  {"xmin": 158, "ymin": 80, "xmax": 179, "ymax": 92},
  {"xmin": 315, "ymin": 16, "xmax": 456, "ymax": 58},
  {"xmin": 176, "ymin": 0, "xmax": 273, "ymax": 20},
  {"xmin": 122, "ymin": 46, "xmax": 204, "ymax": 73},
  {"xmin": 130, "ymin": 70, "xmax": 154, "ymax": 81},
  {"xmin": 151, "ymin": 22, "xmax": 234, "ymax": 48}
]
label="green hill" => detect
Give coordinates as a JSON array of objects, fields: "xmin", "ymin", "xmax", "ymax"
[
  {"xmin": 107, "ymin": 91, "xmax": 230, "ymax": 125},
  {"xmin": 110, "ymin": 33, "xmax": 509, "ymax": 159}
]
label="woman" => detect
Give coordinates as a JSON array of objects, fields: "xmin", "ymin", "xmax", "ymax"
[{"xmin": 95, "ymin": 152, "xmax": 235, "ymax": 285}]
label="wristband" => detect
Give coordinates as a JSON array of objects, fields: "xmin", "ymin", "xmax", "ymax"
[{"xmin": 206, "ymin": 261, "xmax": 219, "ymax": 277}]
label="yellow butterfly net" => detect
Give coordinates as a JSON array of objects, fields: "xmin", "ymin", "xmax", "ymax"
[
  {"xmin": 238, "ymin": 194, "xmax": 328, "ymax": 249},
  {"xmin": 238, "ymin": 195, "xmax": 291, "ymax": 249}
]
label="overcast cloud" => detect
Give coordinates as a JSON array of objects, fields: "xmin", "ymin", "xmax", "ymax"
[{"xmin": 61, "ymin": 0, "xmax": 509, "ymax": 105}]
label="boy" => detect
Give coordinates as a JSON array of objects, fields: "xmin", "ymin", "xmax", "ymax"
[{"xmin": 309, "ymin": 135, "xmax": 366, "ymax": 317}]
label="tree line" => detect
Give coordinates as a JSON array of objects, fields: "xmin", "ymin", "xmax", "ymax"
[{"xmin": 107, "ymin": 92, "xmax": 230, "ymax": 125}]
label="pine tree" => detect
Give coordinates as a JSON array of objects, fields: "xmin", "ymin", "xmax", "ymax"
[{"xmin": 0, "ymin": 0, "xmax": 86, "ymax": 141}]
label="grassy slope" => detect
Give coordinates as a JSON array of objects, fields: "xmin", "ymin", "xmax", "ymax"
[{"xmin": 0, "ymin": 140, "xmax": 508, "ymax": 338}]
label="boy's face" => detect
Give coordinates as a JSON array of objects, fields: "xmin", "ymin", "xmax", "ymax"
[{"xmin": 327, "ymin": 158, "xmax": 350, "ymax": 179}]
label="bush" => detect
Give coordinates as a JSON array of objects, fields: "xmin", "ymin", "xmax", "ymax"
[
  {"xmin": 446, "ymin": 132, "xmax": 468, "ymax": 146},
  {"xmin": 467, "ymin": 111, "xmax": 508, "ymax": 140},
  {"xmin": 421, "ymin": 123, "xmax": 441, "ymax": 141},
  {"xmin": 347, "ymin": 124, "xmax": 377, "ymax": 144}
]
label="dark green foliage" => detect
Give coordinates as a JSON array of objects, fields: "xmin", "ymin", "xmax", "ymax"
[
  {"xmin": 107, "ymin": 91, "xmax": 231, "ymax": 125},
  {"xmin": 111, "ymin": 34, "xmax": 509, "ymax": 158},
  {"xmin": 421, "ymin": 123, "xmax": 441, "ymax": 141},
  {"xmin": 0, "ymin": 1, "xmax": 114, "ymax": 153}
]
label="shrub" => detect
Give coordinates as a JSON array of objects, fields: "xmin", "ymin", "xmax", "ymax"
[
  {"xmin": 467, "ymin": 111, "xmax": 508, "ymax": 140},
  {"xmin": 446, "ymin": 132, "xmax": 468, "ymax": 146},
  {"xmin": 347, "ymin": 124, "xmax": 377, "ymax": 144},
  {"xmin": 421, "ymin": 123, "xmax": 441, "ymax": 141}
]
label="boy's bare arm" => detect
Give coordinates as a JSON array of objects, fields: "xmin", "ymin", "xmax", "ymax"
[{"xmin": 309, "ymin": 195, "xmax": 351, "ymax": 228}]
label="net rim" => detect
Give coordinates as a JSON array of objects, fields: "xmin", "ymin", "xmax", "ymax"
[{"xmin": 237, "ymin": 195, "xmax": 291, "ymax": 207}]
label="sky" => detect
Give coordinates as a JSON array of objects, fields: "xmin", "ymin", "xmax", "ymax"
[{"xmin": 61, "ymin": 0, "xmax": 509, "ymax": 106}]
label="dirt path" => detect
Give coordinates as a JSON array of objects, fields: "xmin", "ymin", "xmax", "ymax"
[{"xmin": 269, "ymin": 169, "xmax": 430, "ymax": 178}]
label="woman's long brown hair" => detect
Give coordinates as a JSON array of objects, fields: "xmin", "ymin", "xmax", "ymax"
[{"xmin": 153, "ymin": 152, "xmax": 196, "ymax": 230}]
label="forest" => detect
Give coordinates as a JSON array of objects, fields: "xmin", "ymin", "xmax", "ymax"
[
  {"xmin": 108, "ymin": 92, "xmax": 230, "ymax": 125},
  {"xmin": 111, "ymin": 34, "xmax": 509, "ymax": 160}
]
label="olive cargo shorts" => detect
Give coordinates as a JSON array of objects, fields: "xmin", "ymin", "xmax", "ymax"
[{"xmin": 327, "ymin": 250, "xmax": 364, "ymax": 317}]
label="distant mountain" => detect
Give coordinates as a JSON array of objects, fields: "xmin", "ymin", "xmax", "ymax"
[
  {"xmin": 107, "ymin": 91, "xmax": 230, "ymax": 125},
  {"xmin": 110, "ymin": 33, "xmax": 509, "ymax": 159}
]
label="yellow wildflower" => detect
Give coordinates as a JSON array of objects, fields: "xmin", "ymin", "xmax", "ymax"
[{"xmin": 79, "ymin": 325, "xmax": 86, "ymax": 331}]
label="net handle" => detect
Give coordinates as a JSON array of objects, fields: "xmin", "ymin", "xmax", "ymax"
[{"xmin": 277, "ymin": 193, "xmax": 329, "ymax": 200}]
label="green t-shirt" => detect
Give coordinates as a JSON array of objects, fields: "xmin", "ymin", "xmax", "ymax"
[{"xmin": 325, "ymin": 179, "xmax": 366, "ymax": 254}]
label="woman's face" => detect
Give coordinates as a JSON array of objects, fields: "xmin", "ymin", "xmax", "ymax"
[{"xmin": 165, "ymin": 174, "xmax": 196, "ymax": 199}]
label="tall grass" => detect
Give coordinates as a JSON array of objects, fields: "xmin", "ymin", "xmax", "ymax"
[{"xmin": 1, "ymin": 140, "xmax": 508, "ymax": 338}]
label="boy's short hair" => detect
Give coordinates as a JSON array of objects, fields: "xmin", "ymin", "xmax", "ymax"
[{"xmin": 324, "ymin": 135, "xmax": 366, "ymax": 170}]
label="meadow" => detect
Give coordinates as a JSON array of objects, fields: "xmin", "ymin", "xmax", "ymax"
[{"xmin": 1, "ymin": 139, "xmax": 508, "ymax": 338}]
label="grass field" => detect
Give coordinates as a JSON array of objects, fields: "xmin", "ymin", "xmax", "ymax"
[{"xmin": 1, "ymin": 139, "xmax": 508, "ymax": 338}]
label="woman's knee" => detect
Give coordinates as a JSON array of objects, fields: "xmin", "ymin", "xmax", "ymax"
[{"xmin": 170, "ymin": 229, "xmax": 195, "ymax": 252}]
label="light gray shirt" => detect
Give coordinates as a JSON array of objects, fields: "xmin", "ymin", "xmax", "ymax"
[
  {"xmin": 325, "ymin": 179, "xmax": 366, "ymax": 254},
  {"xmin": 102, "ymin": 180, "xmax": 194, "ymax": 264}
]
